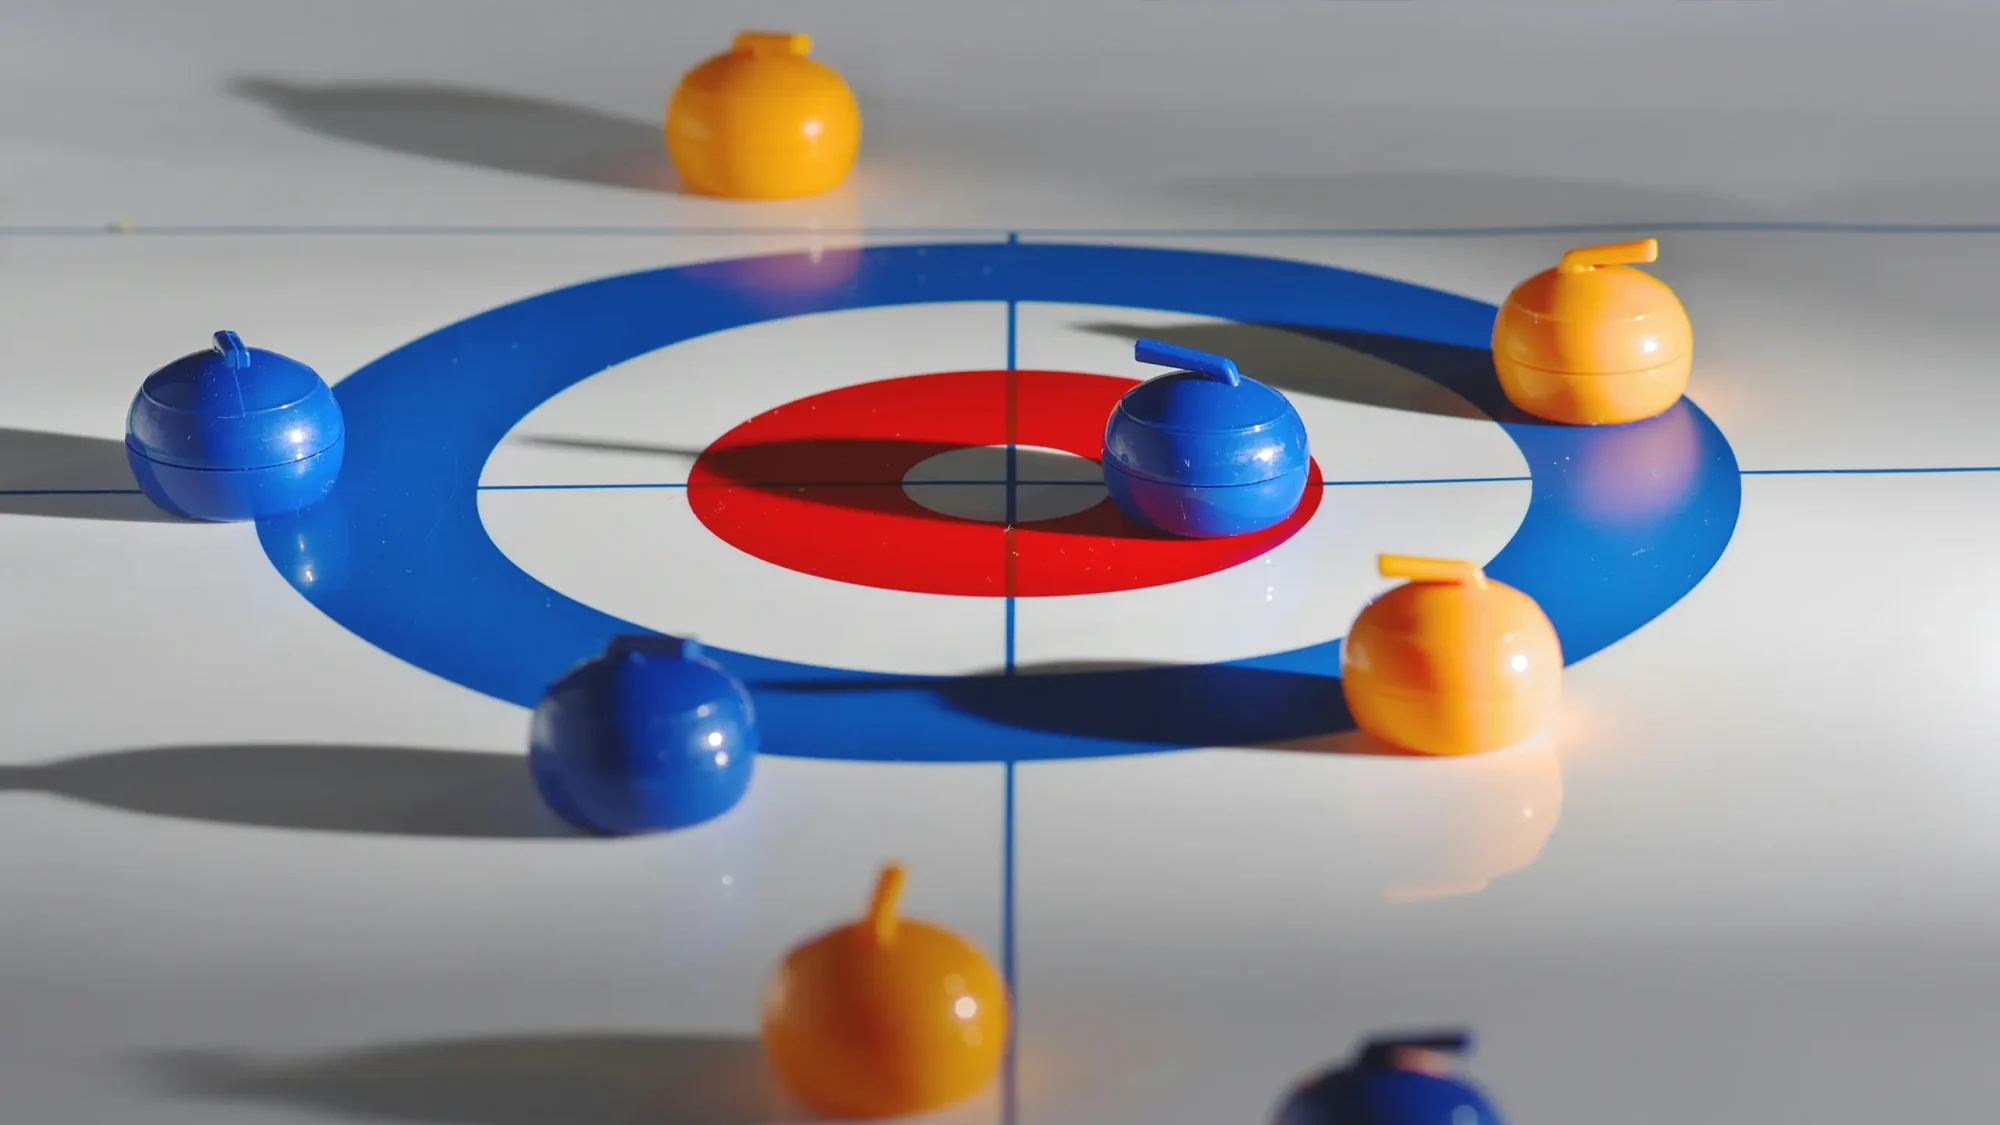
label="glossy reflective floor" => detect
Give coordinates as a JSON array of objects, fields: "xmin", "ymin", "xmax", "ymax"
[{"xmin": 7, "ymin": 5, "xmax": 2000, "ymax": 1124}]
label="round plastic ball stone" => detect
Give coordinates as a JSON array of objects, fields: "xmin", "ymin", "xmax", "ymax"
[
  {"xmin": 666, "ymin": 31, "xmax": 861, "ymax": 200},
  {"xmin": 762, "ymin": 864, "xmax": 1008, "ymax": 1118},
  {"xmin": 1491, "ymin": 237, "xmax": 1692, "ymax": 426},
  {"xmin": 1340, "ymin": 555, "xmax": 1560, "ymax": 757},
  {"xmin": 125, "ymin": 330, "xmax": 345, "ymax": 522},
  {"xmin": 1276, "ymin": 1050, "xmax": 1504, "ymax": 1125},
  {"xmin": 528, "ymin": 635, "xmax": 758, "ymax": 835},
  {"xmin": 1102, "ymin": 338, "xmax": 1310, "ymax": 538}
]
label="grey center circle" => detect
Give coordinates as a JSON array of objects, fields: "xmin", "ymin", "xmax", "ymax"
[{"xmin": 901, "ymin": 445, "xmax": 1108, "ymax": 523}]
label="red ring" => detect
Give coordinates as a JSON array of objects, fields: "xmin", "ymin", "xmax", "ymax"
[{"xmin": 687, "ymin": 370, "xmax": 1323, "ymax": 597}]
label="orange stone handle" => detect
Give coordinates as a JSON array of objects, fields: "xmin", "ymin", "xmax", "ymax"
[
  {"xmin": 733, "ymin": 31, "xmax": 813, "ymax": 56},
  {"xmin": 867, "ymin": 863, "xmax": 905, "ymax": 945},
  {"xmin": 1378, "ymin": 555, "xmax": 1486, "ymax": 589},
  {"xmin": 1558, "ymin": 238, "xmax": 1658, "ymax": 273}
]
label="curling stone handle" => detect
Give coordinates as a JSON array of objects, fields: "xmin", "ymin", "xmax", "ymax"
[
  {"xmin": 212, "ymin": 330, "xmax": 252, "ymax": 369},
  {"xmin": 1134, "ymin": 338, "xmax": 1241, "ymax": 386},
  {"xmin": 1558, "ymin": 238, "xmax": 1658, "ymax": 273},
  {"xmin": 733, "ymin": 31, "xmax": 812, "ymax": 56},
  {"xmin": 1378, "ymin": 555, "xmax": 1487, "ymax": 589},
  {"xmin": 1361, "ymin": 1029, "xmax": 1475, "ymax": 1062},
  {"xmin": 605, "ymin": 633, "xmax": 704, "ymax": 662},
  {"xmin": 867, "ymin": 863, "xmax": 905, "ymax": 945}
]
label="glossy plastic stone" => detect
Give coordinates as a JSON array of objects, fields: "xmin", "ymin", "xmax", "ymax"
[
  {"xmin": 1491, "ymin": 238, "xmax": 1692, "ymax": 425},
  {"xmin": 761, "ymin": 864, "xmax": 1008, "ymax": 1118},
  {"xmin": 1102, "ymin": 338, "xmax": 1310, "ymax": 537},
  {"xmin": 1340, "ymin": 555, "xmax": 1561, "ymax": 757},
  {"xmin": 666, "ymin": 31, "xmax": 861, "ymax": 199},
  {"xmin": 1275, "ymin": 1031, "xmax": 1505, "ymax": 1125},
  {"xmin": 528, "ymin": 635, "xmax": 758, "ymax": 835},
  {"xmin": 125, "ymin": 330, "xmax": 345, "ymax": 521}
]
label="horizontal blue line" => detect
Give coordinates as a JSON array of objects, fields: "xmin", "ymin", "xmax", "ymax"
[
  {"xmin": 1741, "ymin": 465, "xmax": 2000, "ymax": 477},
  {"xmin": 474, "ymin": 476, "xmax": 1522, "ymax": 491},
  {"xmin": 1323, "ymin": 474, "xmax": 1528, "ymax": 487},
  {"xmin": 0, "ymin": 225, "xmax": 1008, "ymax": 239},
  {"xmin": 478, "ymin": 481, "xmax": 688, "ymax": 491},
  {"xmin": 1035, "ymin": 222, "xmax": 2000, "ymax": 239},
  {"xmin": 0, "ymin": 488, "xmax": 142, "ymax": 496},
  {"xmin": 9, "ymin": 465, "xmax": 2000, "ymax": 500},
  {"xmin": 12, "ymin": 220, "xmax": 2000, "ymax": 239},
  {"xmin": 474, "ymin": 479, "xmax": 1107, "ymax": 491}
]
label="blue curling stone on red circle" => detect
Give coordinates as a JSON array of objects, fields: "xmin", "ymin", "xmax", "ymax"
[
  {"xmin": 529, "ymin": 635, "xmax": 759, "ymax": 836},
  {"xmin": 125, "ymin": 330, "xmax": 346, "ymax": 521},
  {"xmin": 1102, "ymin": 337, "xmax": 1310, "ymax": 538}
]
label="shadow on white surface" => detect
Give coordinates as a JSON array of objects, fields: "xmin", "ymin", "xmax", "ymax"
[
  {"xmin": 229, "ymin": 77, "xmax": 680, "ymax": 195},
  {"xmin": 1078, "ymin": 321, "xmax": 1488, "ymax": 421},
  {"xmin": 141, "ymin": 1035, "xmax": 809, "ymax": 1125},
  {"xmin": 0, "ymin": 428, "xmax": 184, "ymax": 523},
  {"xmin": 0, "ymin": 744, "xmax": 579, "ymax": 839},
  {"xmin": 519, "ymin": 434, "xmax": 1101, "ymax": 483},
  {"xmin": 758, "ymin": 660, "xmax": 1365, "ymax": 753},
  {"xmin": 512, "ymin": 435, "xmax": 706, "ymax": 464},
  {"xmin": 1153, "ymin": 170, "xmax": 1773, "ymax": 229},
  {"xmin": 514, "ymin": 435, "xmax": 1136, "ymax": 530}
]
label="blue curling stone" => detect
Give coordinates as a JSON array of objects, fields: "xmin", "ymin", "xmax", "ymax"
[
  {"xmin": 529, "ymin": 635, "xmax": 759, "ymax": 836},
  {"xmin": 125, "ymin": 330, "xmax": 345, "ymax": 521},
  {"xmin": 1102, "ymin": 337, "xmax": 1310, "ymax": 538},
  {"xmin": 1275, "ymin": 1032, "xmax": 1504, "ymax": 1125}
]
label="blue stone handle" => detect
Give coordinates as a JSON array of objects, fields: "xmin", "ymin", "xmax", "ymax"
[
  {"xmin": 211, "ymin": 330, "xmax": 252, "ymax": 369},
  {"xmin": 1134, "ymin": 337, "xmax": 1240, "ymax": 387},
  {"xmin": 605, "ymin": 633, "xmax": 704, "ymax": 662}
]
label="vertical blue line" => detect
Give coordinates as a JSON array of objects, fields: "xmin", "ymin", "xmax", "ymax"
[
  {"xmin": 1005, "ymin": 292, "xmax": 1019, "ymax": 671},
  {"xmin": 1001, "ymin": 231, "xmax": 1020, "ymax": 1125},
  {"xmin": 1004, "ymin": 230, "xmax": 1020, "ymax": 677},
  {"xmin": 1001, "ymin": 758, "xmax": 1018, "ymax": 1125}
]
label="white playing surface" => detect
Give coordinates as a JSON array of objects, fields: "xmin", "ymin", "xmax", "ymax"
[{"xmin": 7, "ymin": 5, "xmax": 2000, "ymax": 1124}]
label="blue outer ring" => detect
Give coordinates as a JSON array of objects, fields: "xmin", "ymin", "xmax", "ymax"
[{"xmin": 256, "ymin": 241, "xmax": 1741, "ymax": 762}]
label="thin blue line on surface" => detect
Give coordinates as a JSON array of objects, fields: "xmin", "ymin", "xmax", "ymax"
[
  {"xmin": 476, "ymin": 481, "xmax": 692, "ymax": 491},
  {"xmin": 19, "ymin": 220, "xmax": 2000, "ymax": 238},
  {"xmin": 24, "ymin": 467, "xmax": 2000, "ymax": 501},
  {"xmin": 473, "ymin": 479, "xmax": 1068, "ymax": 491},
  {"xmin": 0, "ymin": 224, "xmax": 1007, "ymax": 239},
  {"xmin": 0, "ymin": 464, "xmax": 1976, "ymax": 498},
  {"xmin": 1001, "ymin": 231, "xmax": 1021, "ymax": 1125},
  {"xmin": 1322, "ymin": 474, "xmax": 1531, "ymax": 487},
  {"xmin": 472, "ymin": 475, "xmax": 1530, "ymax": 492},
  {"xmin": 1003, "ymin": 236, "xmax": 1021, "ymax": 676},
  {"xmin": 472, "ymin": 466, "xmax": 2000, "ymax": 493},
  {"xmin": 1021, "ymin": 221, "xmax": 2000, "ymax": 238},
  {"xmin": 1005, "ymin": 300, "xmax": 1020, "ymax": 532},
  {"xmin": 1001, "ymin": 759, "xmax": 1019, "ymax": 1125},
  {"xmin": 0, "ymin": 488, "xmax": 143, "ymax": 496},
  {"xmin": 1741, "ymin": 465, "xmax": 2000, "ymax": 477}
]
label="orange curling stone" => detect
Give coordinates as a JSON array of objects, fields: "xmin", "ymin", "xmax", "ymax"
[
  {"xmin": 666, "ymin": 31, "xmax": 861, "ymax": 200},
  {"xmin": 1491, "ymin": 237, "xmax": 1692, "ymax": 425},
  {"xmin": 1340, "ymin": 555, "xmax": 1561, "ymax": 757},
  {"xmin": 761, "ymin": 863, "xmax": 1009, "ymax": 1118}
]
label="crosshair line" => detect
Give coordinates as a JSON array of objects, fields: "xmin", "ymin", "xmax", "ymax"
[
  {"xmin": 16, "ymin": 219, "xmax": 2000, "ymax": 238},
  {"xmin": 17, "ymin": 464, "xmax": 2000, "ymax": 501},
  {"xmin": 999, "ymin": 232, "xmax": 1022, "ymax": 1125}
]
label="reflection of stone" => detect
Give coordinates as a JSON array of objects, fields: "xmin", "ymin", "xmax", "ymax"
[
  {"xmin": 146, "ymin": 1032, "xmax": 804, "ymax": 1125},
  {"xmin": 655, "ymin": 797, "xmax": 764, "ymax": 974},
  {"xmin": 1568, "ymin": 400, "xmax": 1704, "ymax": 526},
  {"xmin": 741, "ymin": 242, "xmax": 865, "ymax": 295},
  {"xmin": 257, "ymin": 496, "xmax": 352, "ymax": 602},
  {"xmin": 1279, "ymin": 733, "xmax": 1564, "ymax": 901},
  {"xmin": 690, "ymin": 221, "xmax": 866, "ymax": 300}
]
